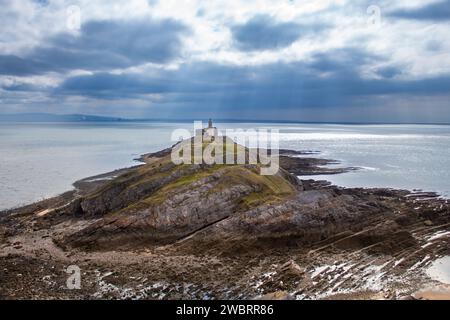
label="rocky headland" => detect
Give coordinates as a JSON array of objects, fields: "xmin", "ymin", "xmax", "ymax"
[{"xmin": 1, "ymin": 137, "xmax": 450, "ymax": 300}]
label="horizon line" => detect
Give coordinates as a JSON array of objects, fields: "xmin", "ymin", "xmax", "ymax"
[{"xmin": 1, "ymin": 112, "xmax": 450, "ymax": 126}]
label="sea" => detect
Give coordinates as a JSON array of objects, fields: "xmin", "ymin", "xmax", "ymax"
[{"xmin": 1, "ymin": 121, "xmax": 450, "ymax": 211}]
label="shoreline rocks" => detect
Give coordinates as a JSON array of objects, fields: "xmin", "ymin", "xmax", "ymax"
[{"xmin": 1, "ymin": 145, "xmax": 450, "ymax": 300}]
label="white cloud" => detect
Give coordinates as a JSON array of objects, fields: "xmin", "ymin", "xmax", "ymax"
[{"xmin": 0, "ymin": 0, "xmax": 449, "ymax": 120}]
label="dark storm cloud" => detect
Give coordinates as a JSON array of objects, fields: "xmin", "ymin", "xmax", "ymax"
[
  {"xmin": 308, "ymin": 48, "xmax": 381, "ymax": 75},
  {"xmin": 57, "ymin": 72, "xmax": 177, "ymax": 98},
  {"xmin": 0, "ymin": 55, "xmax": 50, "ymax": 76},
  {"xmin": 57, "ymin": 63, "xmax": 240, "ymax": 99},
  {"xmin": 55, "ymin": 48, "xmax": 450, "ymax": 111},
  {"xmin": 1, "ymin": 83, "xmax": 41, "ymax": 92},
  {"xmin": 231, "ymin": 15, "xmax": 323, "ymax": 51},
  {"xmin": 0, "ymin": 18, "xmax": 189, "ymax": 76},
  {"xmin": 389, "ymin": 0, "xmax": 450, "ymax": 21},
  {"xmin": 375, "ymin": 66, "xmax": 403, "ymax": 79},
  {"xmin": 34, "ymin": 0, "xmax": 49, "ymax": 6}
]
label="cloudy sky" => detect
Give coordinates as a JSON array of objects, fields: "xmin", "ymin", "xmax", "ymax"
[{"xmin": 0, "ymin": 0, "xmax": 449, "ymax": 122}]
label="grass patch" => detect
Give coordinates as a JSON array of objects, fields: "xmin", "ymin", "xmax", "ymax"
[{"xmin": 140, "ymin": 164, "xmax": 226, "ymax": 206}]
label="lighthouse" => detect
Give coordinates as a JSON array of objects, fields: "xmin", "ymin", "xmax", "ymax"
[{"xmin": 204, "ymin": 118, "xmax": 217, "ymax": 140}]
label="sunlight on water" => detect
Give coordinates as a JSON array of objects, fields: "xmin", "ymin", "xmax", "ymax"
[
  {"xmin": 427, "ymin": 256, "xmax": 450, "ymax": 284},
  {"xmin": 223, "ymin": 123, "xmax": 450, "ymax": 198}
]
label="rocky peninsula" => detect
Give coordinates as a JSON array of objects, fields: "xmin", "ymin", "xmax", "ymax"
[{"xmin": 1, "ymin": 137, "xmax": 450, "ymax": 300}]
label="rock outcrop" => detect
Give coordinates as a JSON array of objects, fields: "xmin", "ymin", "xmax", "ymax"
[
  {"xmin": 2, "ymin": 137, "xmax": 450, "ymax": 300},
  {"xmin": 52, "ymin": 139, "xmax": 405, "ymax": 253},
  {"xmin": 61, "ymin": 161, "xmax": 303, "ymax": 250}
]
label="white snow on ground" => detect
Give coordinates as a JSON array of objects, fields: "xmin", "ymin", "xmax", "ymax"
[
  {"xmin": 304, "ymin": 260, "xmax": 399, "ymax": 299},
  {"xmin": 421, "ymin": 243, "xmax": 433, "ymax": 249},
  {"xmin": 394, "ymin": 258, "xmax": 405, "ymax": 267},
  {"xmin": 310, "ymin": 265, "xmax": 330, "ymax": 279},
  {"xmin": 427, "ymin": 231, "xmax": 450, "ymax": 242},
  {"xmin": 92, "ymin": 270, "xmax": 176, "ymax": 300},
  {"xmin": 410, "ymin": 255, "xmax": 431, "ymax": 270}
]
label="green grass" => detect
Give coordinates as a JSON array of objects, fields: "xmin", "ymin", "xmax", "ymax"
[
  {"xmin": 84, "ymin": 136, "xmax": 296, "ymax": 213},
  {"xmin": 139, "ymin": 164, "xmax": 226, "ymax": 205}
]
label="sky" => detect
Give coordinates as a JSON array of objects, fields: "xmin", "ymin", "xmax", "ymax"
[{"xmin": 0, "ymin": 0, "xmax": 449, "ymax": 123}]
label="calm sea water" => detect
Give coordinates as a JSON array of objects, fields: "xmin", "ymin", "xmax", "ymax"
[{"xmin": 1, "ymin": 122, "xmax": 450, "ymax": 210}]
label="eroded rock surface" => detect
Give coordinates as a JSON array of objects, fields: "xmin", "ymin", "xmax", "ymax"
[{"xmin": 1, "ymin": 141, "xmax": 450, "ymax": 300}]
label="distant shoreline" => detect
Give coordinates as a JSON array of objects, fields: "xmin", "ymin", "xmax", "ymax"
[{"xmin": 1, "ymin": 114, "xmax": 450, "ymax": 125}]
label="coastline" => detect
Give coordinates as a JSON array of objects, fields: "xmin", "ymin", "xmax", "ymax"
[
  {"xmin": 0, "ymin": 148, "xmax": 359, "ymax": 215},
  {"xmin": 3, "ymin": 122, "xmax": 450, "ymax": 212},
  {"xmin": 1, "ymin": 144, "xmax": 450, "ymax": 300}
]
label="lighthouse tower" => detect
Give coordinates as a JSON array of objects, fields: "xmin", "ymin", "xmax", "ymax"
[{"xmin": 204, "ymin": 118, "xmax": 217, "ymax": 140}]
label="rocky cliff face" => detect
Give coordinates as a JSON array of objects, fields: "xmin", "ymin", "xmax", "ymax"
[
  {"xmin": 53, "ymin": 139, "xmax": 401, "ymax": 254},
  {"xmin": 2, "ymin": 138, "xmax": 450, "ymax": 300},
  {"xmin": 61, "ymin": 159, "xmax": 303, "ymax": 250}
]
